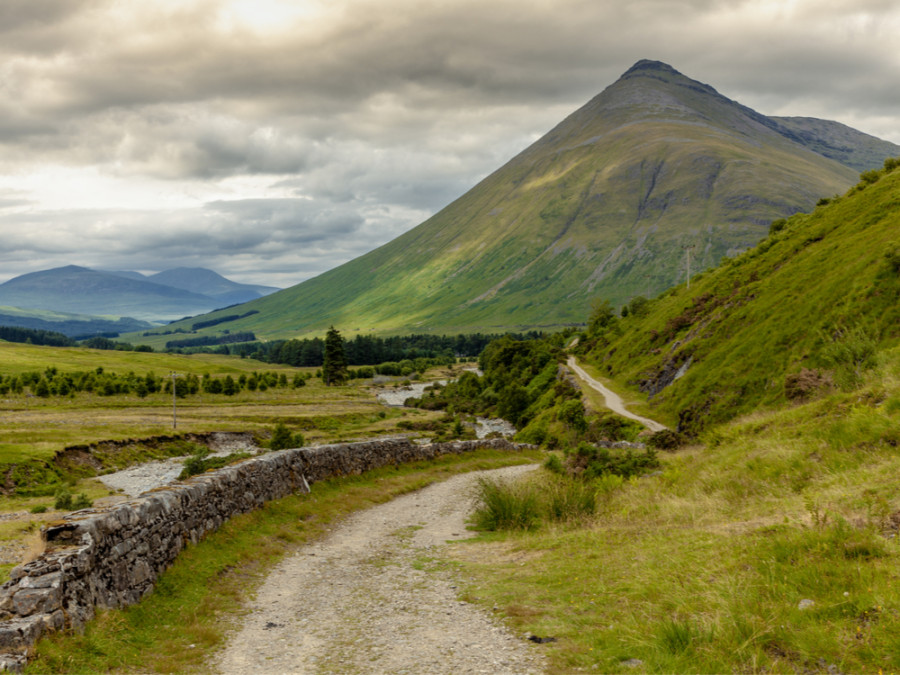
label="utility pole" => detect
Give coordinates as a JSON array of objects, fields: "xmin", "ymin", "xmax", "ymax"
[
  {"xmin": 170, "ymin": 372, "xmax": 178, "ymax": 429},
  {"xmin": 683, "ymin": 245, "xmax": 696, "ymax": 289}
]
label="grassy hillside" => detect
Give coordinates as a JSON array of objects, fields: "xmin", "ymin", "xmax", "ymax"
[
  {"xmin": 449, "ymin": 347, "xmax": 900, "ymax": 673},
  {"xmin": 578, "ymin": 158, "xmax": 900, "ymax": 433},
  {"xmin": 140, "ymin": 61, "xmax": 866, "ymax": 343}
]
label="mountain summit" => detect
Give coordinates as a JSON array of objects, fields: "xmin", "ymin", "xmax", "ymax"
[{"xmin": 164, "ymin": 61, "xmax": 897, "ymax": 339}]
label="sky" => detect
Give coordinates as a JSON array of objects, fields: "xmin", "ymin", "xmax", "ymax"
[{"xmin": 0, "ymin": 0, "xmax": 897, "ymax": 288}]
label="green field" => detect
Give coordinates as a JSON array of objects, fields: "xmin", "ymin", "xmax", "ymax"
[{"xmin": 0, "ymin": 340, "xmax": 453, "ymax": 510}]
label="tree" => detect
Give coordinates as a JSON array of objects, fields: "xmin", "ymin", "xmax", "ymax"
[
  {"xmin": 587, "ymin": 298, "xmax": 616, "ymax": 335},
  {"xmin": 322, "ymin": 326, "xmax": 348, "ymax": 386}
]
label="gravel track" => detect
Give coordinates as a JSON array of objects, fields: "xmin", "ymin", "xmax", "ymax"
[
  {"xmin": 567, "ymin": 356, "xmax": 667, "ymax": 431},
  {"xmin": 212, "ymin": 463, "xmax": 546, "ymax": 674}
]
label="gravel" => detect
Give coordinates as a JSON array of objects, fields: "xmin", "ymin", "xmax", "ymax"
[
  {"xmin": 212, "ymin": 463, "xmax": 547, "ymax": 674},
  {"xmin": 98, "ymin": 435, "xmax": 260, "ymax": 497}
]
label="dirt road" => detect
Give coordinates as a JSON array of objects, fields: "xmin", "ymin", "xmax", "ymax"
[
  {"xmin": 212, "ymin": 463, "xmax": 546, "ymax": 674},
  {"xmin": 567, "ymin": 356, "xmax": 667, "ymax": 432}
]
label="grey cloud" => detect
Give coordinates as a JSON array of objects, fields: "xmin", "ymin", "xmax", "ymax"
[{"xmin": 0, "ymin": 0, "xmax": 898, "ymax": 287}]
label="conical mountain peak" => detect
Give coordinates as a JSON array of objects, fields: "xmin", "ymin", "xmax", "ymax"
[{"xmin": 157, "ymin": 63, "xmax": 896, "ymax": 339}]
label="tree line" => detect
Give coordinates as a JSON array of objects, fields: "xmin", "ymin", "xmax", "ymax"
[{"xmin": 205, "ymin": 331, "xmax": 545, "ymax": 366}]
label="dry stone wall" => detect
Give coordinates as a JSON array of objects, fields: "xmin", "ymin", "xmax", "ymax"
[{"xmin": 0, "ymin": 437, "xmax": 527, "ymax": 671}]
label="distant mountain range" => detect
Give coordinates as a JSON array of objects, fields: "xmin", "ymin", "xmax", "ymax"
[
  {"xmin": 149, "ymin": 59, "xmax": 899, "ymax": 342},
  {"xmin": 0, "ymin": 266, "xmax": 279, "ymax": 325}
]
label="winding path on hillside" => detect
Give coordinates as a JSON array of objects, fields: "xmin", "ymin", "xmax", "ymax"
[
  {"xmin": 212, "ymin": 464, "xmax": 546, "ymax": 675},
  {"xmin": 567, "ymin": 356, "xmax": 667, "ymax": 432}
]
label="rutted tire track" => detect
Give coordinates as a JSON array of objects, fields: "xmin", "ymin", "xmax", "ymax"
[{"xmin": 212, "ymin": 464, "xmax": 546, "ymax": 674}]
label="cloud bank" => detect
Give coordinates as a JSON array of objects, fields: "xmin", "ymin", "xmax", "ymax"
[{"xmin": 0, "ymin": 0, "xmax": 897, "ymax": 287}]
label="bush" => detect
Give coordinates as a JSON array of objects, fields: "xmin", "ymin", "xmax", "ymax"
[
  {"xmin": 73, "ymin": 493, "xmax": 93, "ymax": 509},
  {"xmin": 179, "ymin": 449, "xmax": 252, "ymax": 479},
  {"xmin": 784, "ymin": 368, "xmax": 833, "ymax": 401},
  {"xmin": 269, "ymin": 422, "xmax": 305, "ymax": 451},
  {"xmin": 180, "ymin": 448, "xmax": 211, "ymax": 478},
  {"xmin": 647, "ymin": 429, "xmax": 686, "ymax": 451},
  {"xmin": 820, "ymin": 327, "xmax": 877, "ymax": 389},
  {"xmin": 30, "ymin": 505, "xmax": 48, "ymax": 514},
  {"xmin": 567, "ymin": 441, "xmax": 660, "ymax": 479},
  {"xmin": 885, "ymin": 244, "xmax": 900, "ymax": 273},
  {"xmin": 544, "ymin": 453, "xmax": 564, "ymax": 474},
  {"xmin": 54, "ymin": 490, "xmax": 73, "ymax": 510}
]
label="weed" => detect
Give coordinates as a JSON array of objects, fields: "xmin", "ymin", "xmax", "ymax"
[{"xmin": 470, "ymin": 476, "xmax": 542, "ymax": 531}]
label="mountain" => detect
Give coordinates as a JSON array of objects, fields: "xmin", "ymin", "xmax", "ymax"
[
  {"xmin": 770, "ymin": 117, "xmax": 900, "ymax": 174},
  {"xmin": 578, "ymin": 160, "xmax": 900, "ymax": 434},
  {"xmin": 0, "ymin": 266, "xmax": 224, "ymax": 322},
  {"xmin": 146, "ymin": 267, "xmax": 279, "ymax": 306},
  {"xmin": 153, "ymin": 60, "xmax": 892, "ymax": 341},
  {"xmin": 0, "ymin": 305, "xmax": 152, "ymax": 338},
  {"xmin": 0, "ymin": 266, "xmax": 281, "ymax": 323}
]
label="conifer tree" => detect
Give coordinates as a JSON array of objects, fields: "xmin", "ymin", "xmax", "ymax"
[{"xmin": 323, "ymin": 326, "xmax": 348, "ymax": 386}]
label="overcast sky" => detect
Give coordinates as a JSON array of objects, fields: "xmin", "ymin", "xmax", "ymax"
[{"xmin": 0, "ymin": 0, "xmax": 897, "ymax": 288}]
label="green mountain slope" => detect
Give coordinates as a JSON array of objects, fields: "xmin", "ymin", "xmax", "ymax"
[
  {"xmin": 578, "ymin": 160, "xmax": 900, "ymax": 434},
  {"xmin": 156, "ymin": 60, "xmax": 886, "ymax": 341}
]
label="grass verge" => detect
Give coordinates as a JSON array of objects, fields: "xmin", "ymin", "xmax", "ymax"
[
  {"xmin": 447, "ymin": 366, "xmax": 900, "ymax": 673},
  {"xmin": 25, "ymin": 447, "xmax": 542, "ymax": 674}
]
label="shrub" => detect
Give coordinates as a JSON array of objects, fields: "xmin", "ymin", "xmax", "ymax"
[
  {"xmin": 179, "ymin": 449, "xmax": 252, "ymax": 479},
  {"xmin": 54, "ymin": 490, "xmax": 73, "ymax": 510},
  {"xmin": 269, "ymin": 422, "xmax": 305, "ymax": 451},
  {"xmin": 180, "ymin": 448, "xmax": 210, "ymax": 478},
  {"xmin": 784, "ymin": 368, "xmax": 833, "ymax": 401},
  {"xmin": 860, "ymin": 169, "xmax": 880, "ymax": 185},
  {"xmin": 567, "ymin": 441, "xmax": 660, "ymax": 479},
  {"xmin": 647, "ymin": 429, "xmax": 686, "ymax": 451},
  {"xmin": 73, "ymin": 493, "xmax": 93, "ymax": 509},
  {"xmin": 30, "ymin": 505, "xmax": 48, "ymax": 514},
  {"xmin": 544, "ymin": 453, "xmax": 564, "ymax": 474}
]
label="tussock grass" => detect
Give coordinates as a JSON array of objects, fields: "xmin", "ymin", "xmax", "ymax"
[
  {"xmin": 449, "ymin": 357, "xmax": 900, "ymax": 673},
  {"xmin": 470, "ymin": 472, "xmax": 608, "ymax": 532}
]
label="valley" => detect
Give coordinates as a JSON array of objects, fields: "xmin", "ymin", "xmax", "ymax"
[{"xmin": 0, "ymin": 57, "xmax": 898, "ymax": 675}]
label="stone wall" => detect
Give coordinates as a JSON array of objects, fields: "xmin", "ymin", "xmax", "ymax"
[{"xmin": 0, "ymin": 437, "xmax": 527, "ymax": 670}]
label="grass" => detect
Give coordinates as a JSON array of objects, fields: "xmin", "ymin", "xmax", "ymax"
[
  {"xmin": 0, "ymin": 342, "xmax": 443, "ymax": 495},
  {"xmin": 581, "ymin": 164, "xmax": 900, "ymax": 435},
  {"xmin": 446, "ymin": 355, "xmax": 900, "ymax": 673},
  {"xmin": 24, "ymin": 447, "xmax": 542, "ymax": 674}
]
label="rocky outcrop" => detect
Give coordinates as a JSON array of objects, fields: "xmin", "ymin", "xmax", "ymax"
[{"xmin": 0, "ymin": 437, "xmax": 527, "ymax": 670}]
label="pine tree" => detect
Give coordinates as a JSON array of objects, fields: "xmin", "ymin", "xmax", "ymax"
[{"xmin": 322, "ymin": 326, "xmax": 348, "ymax": 386}]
